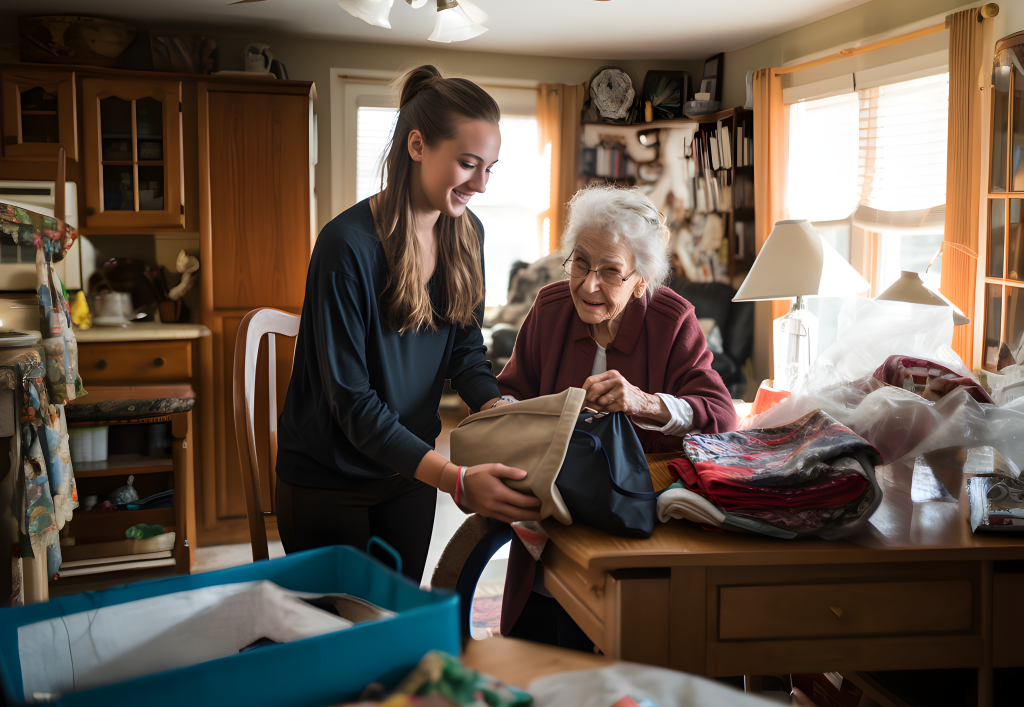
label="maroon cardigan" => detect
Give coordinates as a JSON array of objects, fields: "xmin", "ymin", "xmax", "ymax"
[
  {"xmin": 497, "ymin": 280, "xmax": 736, "ymax": 445},
  {"xmin": 495, "ymin": 280, "xmax": 737, "ymax": 636}
]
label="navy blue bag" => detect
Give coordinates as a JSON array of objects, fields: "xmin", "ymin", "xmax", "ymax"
[{"xmin": 554, "ymin": 411, "xmax": 663, "ymax": 539}]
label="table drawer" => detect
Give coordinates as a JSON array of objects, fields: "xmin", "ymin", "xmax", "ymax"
[
  {"xmin": 79, "ymin": 341, "xmax": 192, "ymax": 383},
  {"xmin": 719, "ymin": 580, "xmax": 972, "ymax": 640}
]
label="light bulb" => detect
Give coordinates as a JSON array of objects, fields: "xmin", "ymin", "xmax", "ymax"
[
  {"xmin": 428, "ymin": 1, "xmax": 487, "ymax": 43},
  {"xmin": 338, "ymin": 0, "xmax": 395, "ymax": 29}
]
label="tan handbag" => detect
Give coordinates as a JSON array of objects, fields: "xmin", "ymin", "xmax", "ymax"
[{"xmin": 449, "ymin": 387, "xmax": 585, "ymax": 525}]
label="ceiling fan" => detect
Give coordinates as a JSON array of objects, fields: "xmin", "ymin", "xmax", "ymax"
[{"xmin": 228, "ymin": 0, "xmax": 488, "ymax": 43}]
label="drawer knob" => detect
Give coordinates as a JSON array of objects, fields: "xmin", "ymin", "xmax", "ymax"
[
  {"xmin": 96, "ymin": 359, "xmax": 107, "ymax": 370},
  {"xmin": 831, "ymin": 606, "xmax": 844, "ymax": 618},
  {"xmin": 153, "ymin": 357, "xmax": 165, "ymax": 367}
]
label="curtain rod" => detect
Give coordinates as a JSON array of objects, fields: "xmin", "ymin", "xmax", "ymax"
[{"xmin": 773, "ymin": 3, "xmax": 999, "ymax": 77}]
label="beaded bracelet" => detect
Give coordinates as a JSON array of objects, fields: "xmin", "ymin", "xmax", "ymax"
[{"xmin": 454, "ymin": 465, "xmax": 468, "ymax": 506}]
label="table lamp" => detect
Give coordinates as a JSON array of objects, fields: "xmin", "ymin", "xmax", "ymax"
[
  {"xmin": 733, "ymin": 219, "xmax": 870, "ymax": 391},
  {"xmin": 874, "ymin": 270, "xmax": 969, "ymax": 325}
]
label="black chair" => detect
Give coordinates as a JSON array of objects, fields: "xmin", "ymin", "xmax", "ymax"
[{"xmin": 670, "ymin": 279, "xmax": 754, "ymax": 398}]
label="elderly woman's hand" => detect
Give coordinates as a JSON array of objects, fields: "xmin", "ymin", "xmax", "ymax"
[{"xmin": 582, "ymin": 369, "xmax": 670, "ymax": 423}]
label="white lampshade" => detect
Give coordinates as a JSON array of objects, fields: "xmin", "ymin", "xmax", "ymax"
[
  {"xmin": 406, "ymin": 0, "xmax": 429, "ymax": 6},
  {"xmin": 338, "ymin": 0, "xmax": 394, "ymax": 28},
  {"xmin": 428, "ymin": 1, "xmax": 488, "ymax": 43},
  {"xmin": 733, "ymin": 220, "xmax": 870, "ymax": 302},
  {"xmin": 875, "ymin": 270, "xmax": 969, "ymax": 325}
]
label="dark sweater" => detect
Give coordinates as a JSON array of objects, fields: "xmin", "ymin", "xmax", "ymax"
[{"xmin": 277, "ymin": 199, "xmax": 500, "ymax": 488}]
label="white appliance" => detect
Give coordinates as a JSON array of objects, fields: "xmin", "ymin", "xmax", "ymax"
[
  {"xmin": 0, "ymin": 180, "xmax": 90, "ymax": 293},
  {"xmin": 0, "ymin": 180, "xmax": 94, "ymax": 332}
]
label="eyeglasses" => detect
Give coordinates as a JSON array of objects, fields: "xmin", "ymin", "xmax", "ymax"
[{"xmin": 562, "ymin": 255, "xmax": 635, "ymax": 287}]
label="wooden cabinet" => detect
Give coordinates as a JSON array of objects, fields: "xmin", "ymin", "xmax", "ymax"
[
  {"xmin": 2, "ymin": 68, "xmax": 77, "ymax": 161},
  {"xmin": 198, "ymin": 80, "xmax": 314, "ymax": 543},
  {"xmin": 82, "ymin": 77, "xmax": 184, "ymax": 231}
]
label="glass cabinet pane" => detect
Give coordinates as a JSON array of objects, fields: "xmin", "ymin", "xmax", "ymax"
[
  {"xmin": 137, "ymin": 165, "xmax": 164, "ymax": 211},
  {"xmin": 19, "ymin": 87, "xmax": 58, "ymax": 144},
  {"xmin": 1007, "ymin": 286, "xmax": 1024, "ymax": 367},
  {"xmin": 986, "ymin": 283, "xmax": 1004, "ymax": 370},
  {"xmin": 993, "ymin": 64, "xmax": 1011, "ymax": 193},
  {"xmin": 135, "ymin": 97, "xmax": 163, "ymax": 162},
  {"xmin": 990, "ymin": 199, "xmax": 1006, "ymax": 278},
  {"xmin": 102, "ymin": 165, "xmax": 135, "ymax": 211},
  {"xmin": 1011, "ymin": 199, "xmax": 1024, "ymax": 281},
  {"xmin": 1014, "ymin": 66, "xmax": 1024, "ymax": 192},
  {"xmin": 100, "ymin": 96, "xmax": 132, "ymax": 161}
]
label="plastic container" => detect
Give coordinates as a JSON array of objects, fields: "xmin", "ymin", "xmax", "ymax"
[
  {"xmin": 0, "ymin": 544, "xmax": 459, "ymax": 707},
  {"xmin": 68, "ymin": 427, "xmax": 107, "ymax": 464}
]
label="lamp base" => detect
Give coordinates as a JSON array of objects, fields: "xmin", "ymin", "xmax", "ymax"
[{"xmin": 773, "ymin": 304, "xmax": 818, "ymax": 392}]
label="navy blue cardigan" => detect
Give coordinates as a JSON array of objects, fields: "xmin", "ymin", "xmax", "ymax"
[{"xmin": 277, "ymin": 199, "xmax": 499, "ymax": 488}]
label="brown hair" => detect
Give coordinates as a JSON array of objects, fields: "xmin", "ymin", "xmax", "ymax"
[{"xmin": 372, "ymin": 65, "xmax": 500, "ymax": 334}]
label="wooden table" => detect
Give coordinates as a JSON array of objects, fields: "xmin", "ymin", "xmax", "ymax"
[
  {"xmin": 540, "ymin": 451, "xmax": 1024, "ymax": 707},
  {"xmin": 462, "ymin": 635, "xmax": 616, "ymax": 688}
]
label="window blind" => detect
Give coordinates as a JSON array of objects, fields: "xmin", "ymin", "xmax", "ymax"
[
  {"xmin": 356, "ymin": 106, "xmax": 398, "ymax": 203},
  {"xmin": 857, "ymin": 73, "xmax": 949, "ymax": 213}
]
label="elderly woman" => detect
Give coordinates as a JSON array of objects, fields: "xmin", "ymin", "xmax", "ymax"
[{"xmin": 495, "ymin": 184, "xmax": 736, "ymax": 649}]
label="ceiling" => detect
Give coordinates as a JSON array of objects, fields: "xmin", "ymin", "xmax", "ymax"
[{"xmin": 5, "ymin": 0, "xmax": 874, "ymax": 60}]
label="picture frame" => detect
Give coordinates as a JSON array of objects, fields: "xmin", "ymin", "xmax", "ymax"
[
  {"xmin": 641, "ymin": 70, "xmax": 691, "ymax": 122},
  {"xmin": 702, "ymin": 53, "xmax": 724, "ymax": 103}
]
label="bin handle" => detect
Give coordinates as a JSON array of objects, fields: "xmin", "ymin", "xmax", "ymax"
[{"xmin": 366, "ymin": 536, "xmax": 402, "ymax": 574}]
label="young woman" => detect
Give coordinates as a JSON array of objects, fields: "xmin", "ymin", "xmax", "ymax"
[{"xmin": 276, "ymin": 66, "xmax": 541, "ymax": 582}]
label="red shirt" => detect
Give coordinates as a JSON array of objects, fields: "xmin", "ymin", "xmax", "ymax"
[{"xmin": 496, "ymin": 280, "xmax": 737, "ymax": 452}]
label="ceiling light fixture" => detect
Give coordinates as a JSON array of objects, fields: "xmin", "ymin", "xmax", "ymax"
[
  {"xmin": 337, "ymin": 0, "xmax": 395, "ymax": 28},
  {"xmin": 331, "ymin": 0, "xmax": 486, "ymax": 41},
  {"xmin": 428, "ymin": 0, "xmax": 488, "ymax": 43}
]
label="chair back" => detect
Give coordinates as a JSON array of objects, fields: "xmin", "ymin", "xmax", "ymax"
[{"xmin": 232, "ymin": 308, "xmax": 300, "ymax": 561}]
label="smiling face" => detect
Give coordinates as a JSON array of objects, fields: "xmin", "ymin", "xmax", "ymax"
[
  {"xmin": 409, "ymin": 119, "xmax": 500, "ymax": 218},
  {"xmin": 568, "ymin": 231, "xmax": 647, "ymax": 328}
]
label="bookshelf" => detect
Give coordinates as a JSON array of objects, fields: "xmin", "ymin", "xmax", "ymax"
[{"xmin": 578, "ymin": 106, "xmax": 754, "ymax": 280}]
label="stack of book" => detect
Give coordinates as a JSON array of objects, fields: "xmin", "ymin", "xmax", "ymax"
[
  {"xmin": 59, "ymin": 533, "xmax": 176, "ymax": 578},
  {"xmin": 580, "ymin": 140, "xmax": 635, "ymax": 180}
]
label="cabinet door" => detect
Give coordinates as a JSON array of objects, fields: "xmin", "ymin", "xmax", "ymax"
[
  {"xmin": 82, "ymin": 78, "xmax": 184, "ymax": 230},
  {"xmin": 2, "ymin": 69, "xmax": 77, "ymax": 161},
  {"xmin": 206, "ymin": 90, "xmax": 312, "ymax": 310}
]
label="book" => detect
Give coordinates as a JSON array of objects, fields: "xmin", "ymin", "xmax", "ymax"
[
  {"xmin": 721, "ymin": 126, "xmax": 733, "ymax": 169},
  {"xmin": 709, "ymin": 135, "xmax": 720, "ymax": 170}
]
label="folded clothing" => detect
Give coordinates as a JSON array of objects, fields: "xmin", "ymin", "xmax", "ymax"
[
  {"xmin": 873, "ymin": 354, "xmax": 994, "ymax": 404},
  {"xmin": 668, "ymin": 410, "xmax": 883, "ymax": 538}
]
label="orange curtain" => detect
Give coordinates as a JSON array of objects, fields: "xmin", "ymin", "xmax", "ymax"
[
  {"xmin": 940, "ymin": 8, "xmax": 988, "ymax": 366},
  {"xmin": 538, "ymin": 83, "xmax": 586, "ymax": 253},
  {"xmin": 751, "ymin": 68, "xmax": 788, "ymax": 381},
  {"xmin": 752, "ymin": 68, "xmax": 788, "ymax": 319}
]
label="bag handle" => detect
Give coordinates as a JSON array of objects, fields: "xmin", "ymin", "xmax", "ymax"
[{"xmin": 571, "ymin": 429, "xmax": 665, "ymax": 501}]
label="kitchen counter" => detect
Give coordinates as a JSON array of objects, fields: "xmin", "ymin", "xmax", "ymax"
[{"xmin": 74, "ymin": 322, "xmax": 211, "ymax": 343}]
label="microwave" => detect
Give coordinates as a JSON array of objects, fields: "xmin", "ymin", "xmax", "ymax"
[{"xmin": 0, "ymin": 180, "xmax": 90, "ymax": 293}]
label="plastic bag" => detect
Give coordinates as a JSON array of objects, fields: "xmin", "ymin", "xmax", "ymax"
[
  {"xmin": 795, "ymin": 297, "xmax": 969, "ymax": 395},
  {"xmin": 748, "ymin": 297, "xmax": 1024, "ymax": 472}
]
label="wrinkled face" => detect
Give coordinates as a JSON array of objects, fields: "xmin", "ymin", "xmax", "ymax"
[
  {"xmin": 409, "ymin": 119, "xmax": 500, "ymax": 217},
  {"xmin": 567, "ymin": 231, "xmax": 646, "ymax": 327}
]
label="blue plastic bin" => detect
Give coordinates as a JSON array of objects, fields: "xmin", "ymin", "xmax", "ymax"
[{"xmin": 0, "ymin": 545, "xmax": 459, "ymax": 707}]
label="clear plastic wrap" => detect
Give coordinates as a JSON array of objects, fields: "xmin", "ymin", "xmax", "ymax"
[{"xmin": 748, "ymin": 297, "xmax": 1024, "ymax": 474}]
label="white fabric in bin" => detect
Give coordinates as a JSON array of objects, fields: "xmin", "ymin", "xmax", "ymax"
[
  {"xmin": 528, "ymin": 664, "xmax": 777, "ymax": 706},
  {"xmin": 18, "ymin": 580, "xmax": 393, "ymax": 701}
]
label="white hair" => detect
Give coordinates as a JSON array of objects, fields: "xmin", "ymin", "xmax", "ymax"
[{"xmin": 560, "ymin": 185, "xmax": 672, "ymax": 293}]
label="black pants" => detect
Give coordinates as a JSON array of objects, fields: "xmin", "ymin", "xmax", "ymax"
[{"xmin": 276, "ymin": 474, "xmax": 436, "ymax": 584}]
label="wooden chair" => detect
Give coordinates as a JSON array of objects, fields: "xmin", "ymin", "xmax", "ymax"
[{"xmin": 232, "ymin": 308, "xmax": 300, "ymax": 562}]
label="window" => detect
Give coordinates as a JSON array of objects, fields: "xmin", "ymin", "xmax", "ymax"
[
  {"xmin": 340, "ymin": 78, "xmax": 548, "ymax": 308},
  {"xmin": 984, "ymin": 42, "xmax": 1024, "ymax": 372},
  {"xmin": 786, "ymin": 72, "xmax": 949, "ymax": 352}
]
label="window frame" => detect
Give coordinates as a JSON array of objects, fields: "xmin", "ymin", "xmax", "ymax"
[{"xmin": 981, "ymin": 58, "xmax": 1024, "ymax": 372}]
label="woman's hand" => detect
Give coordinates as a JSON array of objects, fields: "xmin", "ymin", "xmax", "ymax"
[
  {"xmin": 582, "ymin": 369, "xmax": 670, "ymax": 424},
  {"xmin": 462, "ymin": 463, "xmax": 543, "ymax": 524}
]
